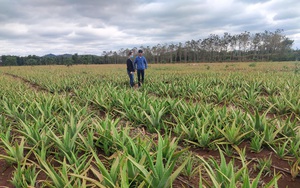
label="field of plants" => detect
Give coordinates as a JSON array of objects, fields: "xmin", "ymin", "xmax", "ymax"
[{"xmin": 0, "ymin": 62, "xmax": 299, "ymax": 188}]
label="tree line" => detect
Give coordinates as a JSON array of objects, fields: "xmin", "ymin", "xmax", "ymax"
[{"xmin": 1, "ymin": 29, "xmax": 300, "ymax": 66}]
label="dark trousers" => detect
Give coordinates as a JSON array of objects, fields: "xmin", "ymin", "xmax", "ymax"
[{"xmin": 137, "ymin": 69, "xmax": 145, "ymax": 86}]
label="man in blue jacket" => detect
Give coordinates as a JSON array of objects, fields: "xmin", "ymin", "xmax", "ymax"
[{"xmin": 134, "ymin": 49, "xmax": 148, "ymax": 87}]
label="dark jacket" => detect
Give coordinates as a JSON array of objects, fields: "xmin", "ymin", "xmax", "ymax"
[{"xmin": 127, "ymin": 58, "xmax": 135, "ymax": 72}]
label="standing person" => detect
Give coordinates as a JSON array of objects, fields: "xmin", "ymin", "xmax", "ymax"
[
  {"xmin": 126, "ymin": 51, "xmax": 135, "ymax": 87},
  {"xmin": 134, "ymin": 49, "xmax": 148, "ymax": 87}
]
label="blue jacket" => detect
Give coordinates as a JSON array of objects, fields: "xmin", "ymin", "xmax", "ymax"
[{"xmin": 134, "ymin": 56, "xmax": 148, "ymax": 70}]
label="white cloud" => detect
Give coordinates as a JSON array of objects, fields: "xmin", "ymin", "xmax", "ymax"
[{"xmin": 0, "ymin": 0, "xmax": 299, "ymax": 56}]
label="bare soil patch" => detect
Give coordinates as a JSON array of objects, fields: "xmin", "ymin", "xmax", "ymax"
[{"xmin": 0, "ymin": 149, "xmax": 14, "ymax": 188}]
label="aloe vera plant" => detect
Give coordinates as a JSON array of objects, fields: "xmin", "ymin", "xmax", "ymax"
[
  {"xmin": 250, "ymin": 134, "xmax": 264, "ymax": 153},
  {"xmin": 115, "ymin": 105, "xmax": 146, "ymax": 125},
  {"xmin": 128, "ymin": 133, "xmax": 190, "ymax": 188},
  {"xmin": 181, "ymin": 153, "xmax": 198, "ymax": 180},
  {"xmin": 0, "ymin": 133, "xmax": 25, "ymax": 164},
  {"xmin": 262, "ymin": 124, "xmax": 283, "ymax": 145},
  {"xmin": 211, "ymin": 84, "xmax": 229, "ymax": 104},
  {"xmin": 122, "ymin": 135, "xmax": 152, "ymax": 184},
  {"xmin": 216, "ymin": 120, "xmax": 250, "ymax": 145},
  {"xmin": 198, "ymin": 147, "xmax": 281, "ymax": 188},
  {"xmin": 11, "ymin": 163, "xmax": 39, "ymax": 188},
  {"xmin": 94, "ymin": 117, "xmax": 120, "ymax": 156},
  {"xmin": 198, "ymin": 147, "xmax": 244, "ymax": 188},
  {"xmin": 17, "ymin": 118, "xmax": 52, "ymax": 147},
  {"xmin": 36, "ymin": 156, "xmax": 75, "ymax": 188},
  {"xmin": 87, "ymin": 150, "xmax": 126, "ymax": 188},
  {"xmin": 184, "ymin": 116, "xmax": 214, "ymax": 148},
  {"xmin": 144, "ymin": 105, "xmax": 167, "ymax": 132},
  {"xmin": 289, "ymin": 138, "xmax": 300, "ymax": 158},
  {"xmin": 271, "ymin": 139, "xmax": 290, "ymax": 159},
  {"xmin": 255, "ymin": 156, "xmax": 273, "ymax": 177},
  {"xmin": 48, "ymin": 114, "xmax": 89, "ymax": 163}
]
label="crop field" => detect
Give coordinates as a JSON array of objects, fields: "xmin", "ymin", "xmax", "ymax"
[{"xmin": 0, "ymin": 62, "xmax": 300, "ymax": 188}]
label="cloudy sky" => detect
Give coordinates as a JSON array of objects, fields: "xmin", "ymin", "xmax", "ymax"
[{"xmin": 0, "ymin": 0, "xmax": 299, "ymax": 56}]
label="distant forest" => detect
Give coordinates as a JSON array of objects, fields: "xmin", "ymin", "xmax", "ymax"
[{"xmin": 1, "ymin": 29, "xmax": 300, "ymax": 66}]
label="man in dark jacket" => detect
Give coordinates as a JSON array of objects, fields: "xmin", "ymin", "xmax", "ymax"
[
  {"xmin": 134, "ymin": 49, "xmax": 148, "ymax": 87},
  {"xmin": 127, "ymin": 51, "xmax": 135, "ymax": 87}
]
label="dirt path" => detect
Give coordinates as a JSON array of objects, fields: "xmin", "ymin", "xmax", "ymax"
[{"xmin": 4, "ymin": 73, "xmax": 51, "ymax": 93}]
